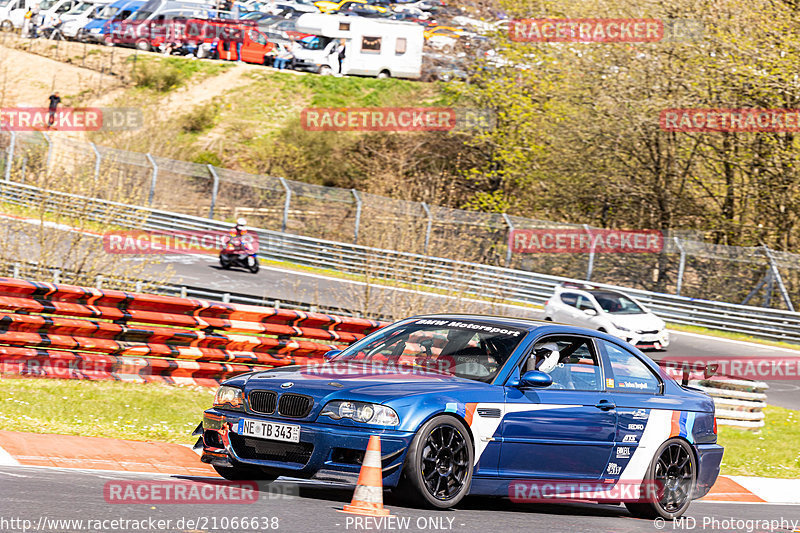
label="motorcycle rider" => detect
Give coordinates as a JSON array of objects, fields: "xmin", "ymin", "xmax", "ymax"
[{"xmin": 225, "ymin": 218, "xmax": 251, "ymax": 252}]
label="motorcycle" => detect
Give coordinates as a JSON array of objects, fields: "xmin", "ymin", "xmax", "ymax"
[{"xmin": 219, "ymin": 238, "xmax": 259, "ymax": 273}]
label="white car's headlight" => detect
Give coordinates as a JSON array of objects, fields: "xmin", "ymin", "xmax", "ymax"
[
  {"xmin": 213, "ymin": 385, "xmax": 244, "ymax": 410},
  {"xmin": 612, "ymin": 323, "xmax": 631, "ymax": 332},
  {"xmin": 321, "ymin": 401, "xmax": 399, "ymax": 426}
]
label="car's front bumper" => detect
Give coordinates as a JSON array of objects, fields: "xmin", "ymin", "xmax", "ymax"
[
  {"xmin": 622, "ymin": 330, "xmax": 670, "ymax": 350},
  {"xmin": 200, "ymin": 408, "xmax": 414, "ymax": 487}
]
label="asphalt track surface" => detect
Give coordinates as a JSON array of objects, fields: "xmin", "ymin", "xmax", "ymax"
[
  {"xmin": 1, "ymin": 465, "xmax": 798, "ymax": 533},
  {"xmin": 147, "ymin": 254, "xmax": 800, "ymax": 410}
]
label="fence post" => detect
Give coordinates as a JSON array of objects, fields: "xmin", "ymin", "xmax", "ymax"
[
  {"xmin": 351, "ymin": 188, "xmax": 362, "ymax": 244},
  {"xmin": 502, "ymin": 213, "xmax": 514, "ymax": 268},
  {"xmin": 4, "ymin": 130, "xmax": 15, "ymax": 182},
  {"xmin": 207, "ymin": 165, "xmax": 220, "ymax": 219},
  {"xmin": 12, "ymin": 263, "xmax": 19, "ymax": 278},
  {"xmin": 222, "ymin": 292, "xmax": 230, "ymax": 303},
  {"xmin": 52, "ymin": 269, "xmax": 61, "ymax": 284},
  {"xmin": 180, "ymin": 286, "xmax": 187, "ymax": 298},
  {"xmin": 763, "ymin": 245, "xmax": 795, "ymax": 312},
  {"xmin": 90, "ymin": 142, "xmax": 101, "ymax": 182},
  {"xmin": 583, "ymin": 224, "xmax": 595, "ymax": 281},
  {"xmin": 145, "ymin": 153, "xmax": 158, "ymax": 206},
  {"xmin": 421, "ymin": 202, "xmax": 432, "ymax": 254},
  {"xmin": 95, "ymin": 275, "xmax": 104, "ymax": 289},
  {"xmin": 674, "ymin": 237, "xmax": 686, "ymax": 296},
  {"xmin": 41, "ymin": 131, "xmax": 52, "ymax": 171},
  {"xmin": 279, "ymin": 177, "xmax": 291, "ymax": 233}
]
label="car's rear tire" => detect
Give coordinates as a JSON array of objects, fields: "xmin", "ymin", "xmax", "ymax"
[
  {"xmin": 625, "ymin": 438, "xmax": 696, "ymax": 520},
  {"xmin": 398, "ymin": 415, "xmax": 473, "ymax": 509},
  {"xmin": 377, "ymin": 69, "xmax": 390, "ymax": 79},
  {"xmin": 213, "ymin": 464, "xmax": 278, "ymax": 481}
]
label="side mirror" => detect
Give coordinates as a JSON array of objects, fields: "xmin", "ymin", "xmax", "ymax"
[
  {"xmin": 583, "ymin": 308, "xmax": 597, "ymax": 316},
  {"xmin": 518, "ymin": 370, "xmax": 553, "ymax": 388},
  {"xmin": 323, "ymin": 349, "xmax": 342, "ymax": 361}
]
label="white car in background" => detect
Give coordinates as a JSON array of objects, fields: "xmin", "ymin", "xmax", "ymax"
[{"xmin": 543, "ymin": 283, "xmax": 670, "ymax": 350}]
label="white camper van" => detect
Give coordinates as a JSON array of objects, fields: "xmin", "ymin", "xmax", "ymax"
[{"xmin": 293, "ymin": 13, "xmax": 423, "ymax": 79}]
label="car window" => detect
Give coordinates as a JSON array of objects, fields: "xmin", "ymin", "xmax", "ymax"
[
  {"xmin": 592, "ymin": 291, "xmax": 645, "ymax": 315},
  {"xmin": 576, "ymin": 295, "xmax": 596, "ymax": 311},
  {"xmin": 522, "ymin": 336, "xmax": 602, "ymax": 391},
  {"xmin": 333, "ymin": 319, "xmax": 527, "ymax": 383},
  {"xmin": 601, "ymin": 340, "xmax": 661, "ymax": 393},
  {"xmin": 560, "ymin": 292, "xmax": 578, "ymax": 306}
]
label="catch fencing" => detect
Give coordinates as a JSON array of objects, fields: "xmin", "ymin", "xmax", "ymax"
[
  {"xmin": 1, "ymin": 179, "xmax": 800, "ymax": 343},
  {"xmin": 0, "ymin": 277, "xmax": 385, "ymax": 386},
  {"xmin": 1, "ymin": 130, "xmax": 799, "ymax": 310}
]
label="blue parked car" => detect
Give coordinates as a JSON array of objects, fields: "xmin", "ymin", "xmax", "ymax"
[
  {"xmin": 196, "ymin": 315, "xmax": 722, "ymax": 520},
  {"xmin": 82, "ymin": 0, "xmax": 143, "ymax": 43}
]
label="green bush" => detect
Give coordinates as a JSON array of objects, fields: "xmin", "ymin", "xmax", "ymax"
[{"xmin": 180, "ymin": 105, "xmax": 217, "ymax": 133}]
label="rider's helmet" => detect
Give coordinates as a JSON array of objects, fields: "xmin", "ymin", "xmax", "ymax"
[
  {"xmin": 533, "ymin": 341, "xmax": 560, "ymax": 373},
  {"xmin": 236, "ymin": 217, "xmax": 247, "ymax": 227}
]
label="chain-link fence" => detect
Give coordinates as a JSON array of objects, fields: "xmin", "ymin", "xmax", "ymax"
[{"xmin": 1, "ymin": 129, "xmax": 798, "ymax": 311}]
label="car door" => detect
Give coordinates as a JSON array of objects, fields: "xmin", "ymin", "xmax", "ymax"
[
  {"xmin": 498, "ymin": 335, "xmax": 616, "ymax": 480},
  {"xmin": 574, "ymin": 293, "xmax": 602, "ymax": 329},
  {"xmin": 594, "ymin": 339, "xmax": 689, "ymax": 482}
]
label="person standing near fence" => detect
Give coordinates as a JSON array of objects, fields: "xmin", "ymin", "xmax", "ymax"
[{"xmin": 47, "ymin": 92, "xmax": 61, "ymax": 128}]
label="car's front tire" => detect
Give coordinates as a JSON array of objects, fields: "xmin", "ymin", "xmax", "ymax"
[
  {"xmin": 213, "ymin": 463, "xmax": 278, "ymax": 482},
  {"xmin": 625, "ymin": 438, "xmax": 696, "ymax": 520},
  {"xmin": 398, "ymin": 415, "xmax": 473, "ymax": 509}
]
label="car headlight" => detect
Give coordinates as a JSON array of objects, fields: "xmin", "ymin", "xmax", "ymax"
[
  {"xmin": 320, "ymin": 401, "xmax": 399, "ymax": 426},
  {"xmin": 612, "ymin": 323, "xmax": 631, "ymax": 332},
  {"xmin": 213, "ymin": 385, "xmax": 244, "ymax": 411}
]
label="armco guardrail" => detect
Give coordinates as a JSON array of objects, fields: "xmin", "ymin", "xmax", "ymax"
[
  {"xmin": 0, "ymin": 277, "xmax": 386, "ymax": 386},
  {"xmin": 2, "ymin": 181, "xmax": 800, "ymax": 344},
  {"xmin": 690, "ymin": 378, "xmax": 768, "ymax": 431}
]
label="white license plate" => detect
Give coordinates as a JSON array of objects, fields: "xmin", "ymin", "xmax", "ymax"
[{"xmin": 237, "ymin": 419, "xmax": 300, "ymax": 443}]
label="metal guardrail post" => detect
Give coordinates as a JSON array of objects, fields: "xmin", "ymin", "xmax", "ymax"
[
  {"xmin": 279, "ymin": 177, "xmax": 291, "ymax": 233},
  {"xmin": 207, "ymin": 165, "xmax": 220, "ymax": 220},
  {"xmin": 90, "ymin": 142, "xmax": 101, "ymax": 183},
  {"xmin": 351, "ymin": 189, "xmax": 362, "ymax": 244},
  {"xmin": 674, "ymin": 237, "xmax": 686, "ymax": 296},
  {"xmin": 95, "ymin": 275, "xmax": 103, "ymax": 289},
  {"xmin": 52, "ymin": 269, "xmax": 61, "ymax": 284},
  {"xmin": 763, "ymin": 245, "xmax": 795, "ymax": 312},
  {"xmin": 502, "ymin": 213, "xmax": 514, "ymax": 268},
  {"xmin": 41, "ymin": 131, "xmax": 52, "ymax": 171},
  {"xmin": 583, "ymin": 224, "xmax": 595, "ymax": 281},
  {"xmin": 421, "ymin": 202, "xmax": 432, "ymax": 253},
  {"xmin": 12, "ymin": 263, "xmax": 19, "ymax": 278},
  {"xmin": 145, "ymin": 153, "xmax": 158, "ymax": 206},
  {"xmin": 4, "ymin": 131, "xmax": 16, "ymax": 182}
]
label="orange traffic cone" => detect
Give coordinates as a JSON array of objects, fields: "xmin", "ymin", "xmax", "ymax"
[{"xmin": 339, "ymin": 435, "xmax": 391, "ymax": 517}]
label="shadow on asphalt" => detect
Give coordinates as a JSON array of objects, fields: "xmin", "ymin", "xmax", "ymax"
[{"xmin": 176, "ymin": 475, "xmax": 632, "ymax": 519}]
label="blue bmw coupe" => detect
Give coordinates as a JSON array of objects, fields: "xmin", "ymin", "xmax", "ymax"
[{"xmin": 196, "ymin": 315, "xmax": 722, "ymax": 519}]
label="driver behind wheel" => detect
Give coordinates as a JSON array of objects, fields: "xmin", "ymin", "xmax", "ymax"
[{"xmin": 528, "ymin": 341, "xmax": 560, "ymax": 373}]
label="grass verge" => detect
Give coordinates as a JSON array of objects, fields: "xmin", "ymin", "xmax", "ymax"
[
  {"xmin": 0, "ymin": 378, "xmax": 213, "ymax": 444},
  {"xmin": 2, "ymin": 378, "xmax": 799, "ymax": 478},
  {"xmin": 717, "ymin": 405, "xmax": 800, "ymax": 477}
]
